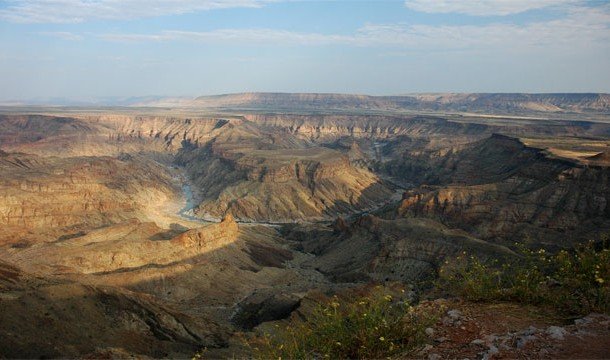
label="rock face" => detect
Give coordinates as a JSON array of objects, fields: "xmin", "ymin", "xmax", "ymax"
[
  {"xmin": 0, "ymin": 114, "xmax": 404, "ymax": 222},
  {"xmin": 6, "ymin": 216, "xmax": 240, "ymax": 276},
  {"xmin": 179, "ymin": 145, "xmax": 394, "ymax": 221},
  {"xmin": 245, "ymin": 114, "xmax": 493, "ymax": 142},
  {"xmin": 0, "ymin": 151, "xmax": 178, "ymax": 246},
  {"xmin": 394, "ymin": 135, "xmax": 610, "ymax": 246},
  {"xmin": 1, "ymin": 112, "xmax": 607, "ymax": 246},
  {"xmin": 231, "ymin": 292, "xmax": 302, "ymax": 330},
  {"xmin": 0, "ymin": 114, "xmax": 231, "ymax": 156},
  {"xmin": 0, "ymin": 211, "xmax": 314, "ymax": 334}
]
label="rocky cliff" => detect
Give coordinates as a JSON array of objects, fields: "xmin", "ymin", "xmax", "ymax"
[
  {"xmin": 5, "ymin": 215, "xmax": 239, "ymax": 276},
  {"xmin": 0, "ymin": 151, "xmax": 178, "ymax": 246},
  {"xmin": 394, "ymin": 135, "xmax": 610, "ymax": 247}
]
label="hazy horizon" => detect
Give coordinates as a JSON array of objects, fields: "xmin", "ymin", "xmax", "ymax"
[
  {"xmin": 1, "ymin": 0, "xmax": 609, "ymax": 101},
  {"xmin": 3, "ymin": 91, "xmax": 610, "ymax": 108}
]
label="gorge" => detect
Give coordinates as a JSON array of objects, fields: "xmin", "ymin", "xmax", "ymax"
[{"xmin": 0, "ymin": 95, "xmax": 609, "ymax": 358}]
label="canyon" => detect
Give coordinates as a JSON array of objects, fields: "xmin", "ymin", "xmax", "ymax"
[{"xmin": 0, "ymin": 93, "xmax": 609, "ymax": 358}]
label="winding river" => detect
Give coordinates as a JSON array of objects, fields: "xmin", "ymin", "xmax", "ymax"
[{"xmin": 173, "ymin": 165, "xmax": 407, "ymax": 228}]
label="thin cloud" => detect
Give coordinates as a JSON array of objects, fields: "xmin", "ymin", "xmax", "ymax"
[
  {"xmin": 102, "ymin": 29, "xmax": 353, "ymax": 45},
  {"xmin": 38, "ymin": 31, "xmax": 83, "ymax": 41},
  {"xmin": 0, "ymin": 0, "xmax": 274, "ymax": 23},
  {"xmin": 404, "ymin": 0, "xmax": 580, "ymax": 16},
  {"xmin": 98, "ymin": 5, "xmax": 610, "ymax": 50}
]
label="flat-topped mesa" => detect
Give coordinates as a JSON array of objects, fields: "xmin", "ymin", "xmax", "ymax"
[
  {"xmin": 56, "ymin": 220, "xmax": 240, "ymax": 274},
  {"xmin": 185, "ymin": 92, "xmax": 610, "ymax": 114},
  {"xmin": 192, "ymin": 92, "xmax": 392, "ymax": 110}
]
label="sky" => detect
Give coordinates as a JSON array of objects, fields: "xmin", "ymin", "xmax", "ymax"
[{"xmin": 0, "ymin": 0, "xmax": 609, "ymax": 102}]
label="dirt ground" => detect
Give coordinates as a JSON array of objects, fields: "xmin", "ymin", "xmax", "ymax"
[{"xmin": 417, "ymin": 299, "xmax": 610, "ymax": 360}]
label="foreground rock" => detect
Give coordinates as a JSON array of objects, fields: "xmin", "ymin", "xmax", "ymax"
[{"xmin": 418, "ymin": 300, "xmax": 610, "ymax": 360}]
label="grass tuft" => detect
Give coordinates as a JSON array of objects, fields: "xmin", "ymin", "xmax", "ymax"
[
  {"xmin": 247, "ymin": 286, "xmax": 441, "ymax": 359},
  {"xmin": 438, "ymin": 239, "xmax": 610, "ymax": 315}
]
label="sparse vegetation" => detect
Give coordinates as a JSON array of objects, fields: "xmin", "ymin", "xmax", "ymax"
[
  {"xmin": 241, "ymin": 239, "xmax": 610, "ymax": 359},
  {"xmin": 438, "ymin": 239, "xmax": 610, "ymax": 315},
  {"xmin": 247, "ymin": 286, "xmax": 441, "ymax": 360}
]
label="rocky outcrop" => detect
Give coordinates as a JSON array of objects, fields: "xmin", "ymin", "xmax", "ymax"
[
  {"xmin": 0, "ymin": 114, "xmax": 240, "ymax": 156},
  {"xmin": 93, "ymin": 115, "xmax": 234, "ymax": 151},
  {"xmin": 170, "ymin": 214, "xmax": 239, "ymax": 248},
  {"xmin": 1, "ymin": 112, "xmax": 607, "ymax": 247},
  {"xmin": 0, "ymin": 215, "xmax": 313, "ymax": 330},
  {"xmin": 6, "ymin": 216, "xmax": 239, "ymax": 275},
  {"xmin": 586, "ymin": 151, "xmax": 610, "ymax": 166},
  {"xmin": 395, "ymin": 135, "xmax": 610, "ymax": 246},
  {"xmin": 231, "ymin": 292, "xmax": 302, "ymax": 330},
  {"xmin": 1, "ymin": 114, "xmax": 402, "ymax": 222},
  {"xmin": 177, "ymin": 142, "xmax": 395, "ymax": 222}
]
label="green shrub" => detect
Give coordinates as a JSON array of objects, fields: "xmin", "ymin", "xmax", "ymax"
[
  {"xmin": 438, "ymin": 240, "xmax": 610, "ymax": 315},
  {"xmin": 247, "ymin": 286, "xmax": 440, "ymax": 360},
  {"xmin": 438, "ymin": 253, "xmax": 504, "ymax": 301}
]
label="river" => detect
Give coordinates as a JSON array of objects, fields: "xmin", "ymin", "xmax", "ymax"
[{"xmin": 173, "ymin": 165, "xmax": 408, "ymax": 228}]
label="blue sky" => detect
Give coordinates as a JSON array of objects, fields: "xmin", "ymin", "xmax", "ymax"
[{"xmin": 0, "ymin": 0, "xmax": 609, "ymax": 101}]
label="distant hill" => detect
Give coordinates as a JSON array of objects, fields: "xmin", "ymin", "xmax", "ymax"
[{"xmin": 132, "ymin": 92, "xmax": 610, "ymax": 115}]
